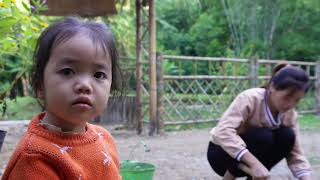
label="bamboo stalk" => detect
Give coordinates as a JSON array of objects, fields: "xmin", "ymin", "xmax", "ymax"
[
  {"xmin": 194, "ymin": 61, "xmax": 197, "ymax": 75},
  {"xmin": 164, "ymin": 75, "xmax": 250, "ymax": 80},
  {"xmin": 135, "ymin": 0, "xmax": 143, "ymax": 134},
  {"xmin": 316, "ymin": 60, "xmax": 320, "ymax": 115},
  {"xmin": 259, "ymin": 59, "xmax": 317, "ymax": 66},
  {"xmin": 163, "ymin": 55, "xmax": 249, "ymax": 62},
  {"xmin": 235, "ymin": 63, "xmax": 239, "ymax": 76},
  {"xmin": 156, "ymin": 54, "xmax": 164, "ymax": 134},
  {"xmin": 164, "ymin": 119, "xmax": 219, "ymax": 125},
  {"xmin": 148, "ymin": 0, "xmax": 157, "ymax": 136}
]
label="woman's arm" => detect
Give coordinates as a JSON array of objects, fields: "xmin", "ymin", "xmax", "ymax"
[
  {"xmin": 211, "ymin": 92, "xmax": 251, "ymax": 159},
  {"xmin": 286, "ymin": 115, "xmax": 312, "ymax": 178}
]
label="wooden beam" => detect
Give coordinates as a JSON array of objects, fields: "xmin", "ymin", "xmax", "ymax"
[
  {"xmin": 135, "ymin": 0, "xmax": 143, "ymax": 134},
  {"xmin": 32, "ymin": 0, "xmax": 117, "ymax": 17},
  {"xmin": 156, "ymin": 54, "xmax": 164, "ymax": 134},
  {"xmin": 148, "ymin": 0, "xmax": 157, "ymax": 136}
]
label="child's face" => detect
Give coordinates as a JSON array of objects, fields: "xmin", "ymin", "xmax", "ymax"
[
  {"xmin": 40, "ymin": 33, "xmax": 112, "ymax": 129},
  {"xmin": 269, "ymin": 86, "xmax": 305, "ymax": 113}
]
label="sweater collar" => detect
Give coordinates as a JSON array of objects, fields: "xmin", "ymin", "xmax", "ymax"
[{"xmin": 29, "ymin": 112, "xmax": 99, "ymax": 146}]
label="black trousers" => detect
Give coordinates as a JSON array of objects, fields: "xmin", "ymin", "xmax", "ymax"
[{"xmin": 207, "ymin": 127, "xmax": 295, "ymax": 177}]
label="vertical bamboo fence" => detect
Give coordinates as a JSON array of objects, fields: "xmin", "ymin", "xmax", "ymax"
[
  {"xmin": 100, "ymin": 55, "xmax": 319, "ymax": 134},
  {"xmin": 159, "ymin": 55, "xmax": 319, "ymax": 126}
]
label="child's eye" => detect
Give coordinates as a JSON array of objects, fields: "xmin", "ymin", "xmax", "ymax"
[
  {"xmin": 94, "ymin": 72, "xmax": 107, "ymax": 80},
  {"xmin": 59, "ymin": 68, "xmax": 74, "ymax": 77}
]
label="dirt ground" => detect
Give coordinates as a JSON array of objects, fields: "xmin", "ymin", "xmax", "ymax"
[{"xmin": 1, "ymin": 121, "xmax": 320, "ymax": 180}]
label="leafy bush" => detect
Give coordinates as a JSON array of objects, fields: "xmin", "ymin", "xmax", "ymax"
[
  {"xmin": 0, "ymin": 96, "xmax": 41, "ymax": 120},
  {"xmin": 0, "ymin": 0, "xmax": 52, "ymax": 104}
]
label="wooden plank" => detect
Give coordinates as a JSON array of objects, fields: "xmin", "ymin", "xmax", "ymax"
[{"xmin": 33, "ymin": 0, "xmax": 117, "ymax": 17}]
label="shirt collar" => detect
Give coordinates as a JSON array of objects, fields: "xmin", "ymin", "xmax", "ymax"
[{"xmin": 264, "ymin": 89, "xmax": 283, "ymax": 127}]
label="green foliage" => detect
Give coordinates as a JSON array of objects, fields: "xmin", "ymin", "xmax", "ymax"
[
  {"xmin": 0, "ymin": 0, "xmax": 51, "ymax": 103},
  {"xmin": 189, "ymin": 9, "xmax": 229, "ymax": 57},
  {"xmin": 156, "ymin": 0, "xmax": 202, "ymax": 55},
  {"xmin": 105, "ymin": 0, "xmax": 136, "ymax": 57},
  {"xmin": 156, "ymin": 0, "xmax": 320, "ymax": 62},
  {"xmin": 298, "ymin": 114, "xmax": 320, "ymax": 130},
  {"xmin": 0, "ymin": 96, "xmax": 41, "ymax": 120}
]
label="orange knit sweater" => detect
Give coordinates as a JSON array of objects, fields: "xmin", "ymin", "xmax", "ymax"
[{"xmin": 2, "ymin": 113, "xmax": 122, "ymax": 180}]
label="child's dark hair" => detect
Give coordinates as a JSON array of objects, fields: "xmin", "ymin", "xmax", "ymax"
[
  {"xmin": 264, "ymin": 62, "xmax": 311, "ymax": 93},
  {"xmin": 31, "ymin": 16, "xmax": 122, "ymax": 97}
]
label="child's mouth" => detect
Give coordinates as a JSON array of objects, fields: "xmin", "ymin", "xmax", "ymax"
[{"xmin": 72, "ymin": 97, "xmax": 93, "ymax": 109}]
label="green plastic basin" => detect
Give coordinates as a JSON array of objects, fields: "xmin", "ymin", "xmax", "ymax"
[{"xmin": 120, "ymin": 160, "xmax": 155, "ymax": 180}]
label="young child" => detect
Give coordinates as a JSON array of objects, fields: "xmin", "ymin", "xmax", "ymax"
[
  {"xmin": 2, "ymin": 17, "xmax": 122, "ymax": 180},
  {"xmin": 207, "ymin": 63, "xmax": 312, "ymax": 180}
]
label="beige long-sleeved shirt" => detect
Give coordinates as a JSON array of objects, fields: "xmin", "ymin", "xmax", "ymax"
[{"xmin": 210, "ymin": 88, "xmax": 311, "ymax": 178}]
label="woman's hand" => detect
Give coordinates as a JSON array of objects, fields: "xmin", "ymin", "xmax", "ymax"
[
  {"xmin": 239, "ymin": 151, "xmax": 270, "ymax": 179},
  {"xmin": 238, "ymin": 162, "xmax": 270, "ymax": 180},
  {"xmin": 250, "ymin": 162, "xmax": 270, "ymax": 179}
]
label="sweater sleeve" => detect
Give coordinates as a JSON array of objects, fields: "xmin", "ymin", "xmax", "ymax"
[
  {"xmin": 286, "ymin": 118, "xmax": 312, "ymax": 178},
  {"xmin": 103, "ymin": 131, "xmax": 121, "ymax": 170},
  {"xmin": 211, "ymin": 92, "xmax": 251, "ymax": 160},
  {"xmin": 4, "ymin": 153, "xmax": 60, "ymax": 180},
  {"xmin": 94, "ymin": 125, "xmax": 121, "ymax": 171}
]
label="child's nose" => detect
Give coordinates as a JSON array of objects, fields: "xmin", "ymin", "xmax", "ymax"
[{"xmin": 74, "ymin": 77, "xmax": 92, "ymax": 94}]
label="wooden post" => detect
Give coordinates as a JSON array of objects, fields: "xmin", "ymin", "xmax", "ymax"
[
  {"xmin": 135, "ymin": 0, "xmax": 143, "ymax": 134},
  {"xmin": 316, "ymin": 60, "xmax": 320, "ymax": 116},
  {"xmin": 250, "ymin": 57, "xmax": 259, "ymax": 88},
  {"xmin": 148, "ymin": 0, "xmax": 157, "ymax": 136},
  {"xmin": 156, "ymin": 53, "xmax": 165, "ymax": 134}
]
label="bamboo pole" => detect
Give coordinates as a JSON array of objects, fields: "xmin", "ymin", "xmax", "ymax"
[
  {"xmin": 135, "ymin": 0, "xmax": 143, "ymax": 134},
  {"xmin": 164, "ymin": 75, "xmax": 250, "ymax": 80},
  {"xmin": 250, "ymin": 57, "xmax": 259, "ymax": 87},
  {"xmin": 316, "ymin": 60, "xmax": 320, "ymax": 116},
  {"xmin": 235, "ymin": 63, "xmax": 239, "ymax": 76},
  {"xmin": 194, "ymin": 61, "xmax": 197, "ymax": 75},
  {"xmin": 259, "ymin": 59, "xmax": 317, "ymax": 66},
  {"xmin": 156, "ymin": 54, "xmax": 164, "ymax": 134},
  {"xmin": 163, "ymin": 55, "xmax": 249, "ymax": 62},
  {"xmin": 164, "ymin": 119, "xmax": 218, "ymax": 125},
  {"xmin": 162, "ymin": 55, "xmax": 318, "ymax": 66},
  {"xmin": 148, "ymin": 0, "xmax": 157, "ymax": 136}
]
